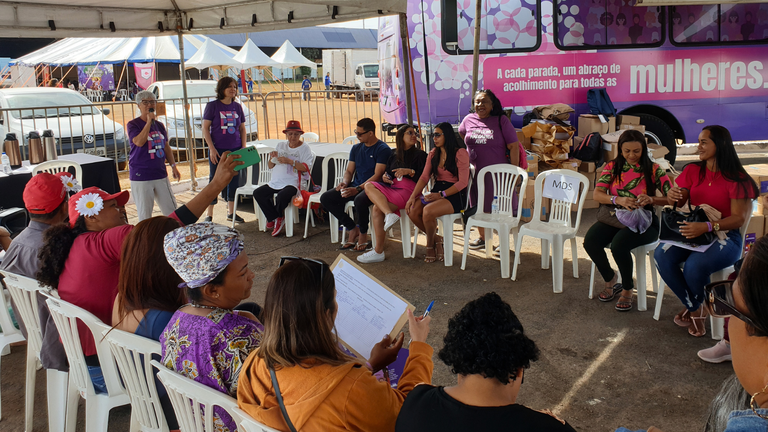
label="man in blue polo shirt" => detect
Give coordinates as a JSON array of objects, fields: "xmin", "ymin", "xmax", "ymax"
[
  {"xmin": 301, "ymin": 75, "xmax": 312, "ymax": 101},
  {"xmin": 320, "ymin": 118, "xmax": 391, "ymax": 250}
]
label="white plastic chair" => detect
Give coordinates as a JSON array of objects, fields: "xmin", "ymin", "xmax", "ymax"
[
  {"xmin": 45, "ymin": 296, "xmax": 131, "ymax": 432},
  {"xmin": 654, "ymin": 207, "xmax": 753, "ymax": 340},
  {"xmin": 301, "ymin": 132, "xmax": 319, "ymax": 143},
  {"xmin": 233, "ymin": 407, "xmax": 283, "ymax": 432},
  {"xmin": 512, "ymin": 170, "xmax": 590, "ymax": 292},
  {"xmin": 0, "ymin": 272, "xmax": 26, "ymax": 422},
  {"xmin": 33, "ymin": 159, "xmax": 83, "ymax": 183},
  {"xmin": 1, "ymin": 270, "xmax": 71, "ymax": 432},
  {"xmin": 461, "ymin": 164, "xmax": 528, "ymax": 278},
  {"xmin": 103, "ymin": 329, "xmax": 169, "ymax": 432},
  {"xmin": 588, "ymin": 240, "xmax": 660, "ymax": 312},
  {"xmin": 341, "ymin": 135, "xmax": 358, "ymax": 146},
  {"xmin": 304, "ymin": 151, "xmax": 352, "ymax": 242},
  {"xmin": 256, "ymin": 153, "xmax": 315, "ymax": 237},
  {"xmin": 232, "ymin": 147, "xmax": 274, "ymax": 230},
  {"xmin": 117, "ymin": 89, "xmax": 129, "ymax": 101}
]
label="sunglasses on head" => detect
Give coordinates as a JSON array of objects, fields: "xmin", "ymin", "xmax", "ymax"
[
  {"xmin": 354, "ymin": 130, "xmax": 372, "ymax": 137},
  {"xmin": 279, "ymin": 256, "xmax": 326, "ymax": 285},
  {"xmin": 704, "ymin": 280, "xmax": 765, "ymax": 334}
]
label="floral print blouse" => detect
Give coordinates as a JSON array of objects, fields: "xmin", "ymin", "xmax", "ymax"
[
  {"xmin": 596, "ymin": 161, "xmax": 671, "ymax": 198},
  {"xmin": 160, "ymin": 308, "xmax": 264, "ymax": 432}
]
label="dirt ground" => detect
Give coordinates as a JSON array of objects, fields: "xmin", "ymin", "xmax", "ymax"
[{"xmin": 0, "ymin": 185, "xmax": 734, "ymax": 432}]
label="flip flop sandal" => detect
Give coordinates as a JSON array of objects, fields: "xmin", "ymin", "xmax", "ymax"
[
  {"xmin": 689, "ymin": 316, "xmax": 707, "ymax": 337},
  {"xmin": 615, "ymin": 294, "xmax": 633, "ymax": 311},
  {"xmin": 598, "ymin": 283, "xmax": 623, "ymax": 302},
  {"xmin": 354, "ymin": 241, "xmax": 372, "ymax": 252},
  {"xmin": 674, "ymin": 309, "xmax": 692, "ymax": 327},
  {"xmin": 339, "ymin": 242, "xmax": 357, "ymax": 250}
]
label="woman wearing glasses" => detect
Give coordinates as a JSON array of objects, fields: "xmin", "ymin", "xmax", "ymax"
[
  {"xmin": 160, "ymin": 222, "xmax": 264, "ymax": 432},
  {"xmin": 655, "ymin": 125, "xmax": 758, "ymax": 337},
  {"xmin": 358, "ymin": 124, "xmax": 427, "ymax": 263},
  {"xmin": 238, "ymin": 256, "xmax": 433, "ymax": 431},
  {"xmin": 405, "ymin": 123, "xmax": 470, "ymax": 263},
  {"xmin": 127, "ymin": 90, "xmax": 181, "ymax": 221}
]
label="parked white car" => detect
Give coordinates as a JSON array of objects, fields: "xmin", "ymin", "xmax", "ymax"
[
  {"xmin": 144, "ymin": 80, "xmax": 258, "ymax": 153},
  {"xmin": 0, "ymin": 87, "xmax": 127, "ymax": 163}
]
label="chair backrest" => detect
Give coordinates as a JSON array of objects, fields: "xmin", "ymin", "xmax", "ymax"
[
  {"xmin": 104, "ymin": 329, "xmax": 168, "ymax": 432},
  {"xmin": 45, "ymin": 296, "xmax": 127, "ymax": 399},
  {"xmin": 301, "ymin": 132, "xmax": 319, "ymax": 143},
  {"xmin": 320, "ymin": 151, "xmax": 351, "ymax": 193},
  {"xmin": 532, "ymin": 169, "xmax": 590, "ymax": 230},
  {"xmin": 151, "ymin": 360, "xmax": 265, "ymax": 432},
  {"xmin": 231, "ymin": 407, "xmax": 283, "ymax": 432},
  {"xmin": 257, "ymin": 147, "xmax": 275, "ymax": 185},
  {"xmin": 32, "ymin": 160, "xmax": 83, "ymax": 183},
  {"xmin": 0, "ymin": 272, "xmax": 26, "ymax": 345},
  {"xmin": 0, "ymin": 271, "xmax": 44, "ymax": 357},
  {"xmin": 738, "ymin": 203, "xmax": 754, "ymax": 259},
  {"xmin": 475, "ymin": 164, "xmax": 528, "ymax": 221},
  {"xmin": 341, "ymin": 135, "xmax": 357, "ymax": 146}
]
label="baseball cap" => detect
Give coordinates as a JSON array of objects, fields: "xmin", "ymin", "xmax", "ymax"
[
  {"xmin": 282, "ymin": 120, "xmax": 304, "ymax": 134},
  {"xmin": 68, "ymin": 186, "xmax": 129, "ymax": 227},
  {"xmin": 23, "ymin": 172, "xmax": 68, "ymax": 214}
]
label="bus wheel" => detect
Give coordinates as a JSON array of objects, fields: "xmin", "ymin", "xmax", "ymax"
[{"xmin": 638, "ymin": 113, "xmax": 677, "ymax": 164}]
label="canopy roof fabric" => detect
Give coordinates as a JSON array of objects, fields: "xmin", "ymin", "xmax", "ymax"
[
  {"xmin": 12, "ymin": 34, "xmax": 237, "ymax": 66},
  {"xmin": 184, "ymin": 38, "xmax": 241, "ymax": 70},
  {"xmin": 210, "ymin": 28, "xmax": 379, "ymax": 49},
  {"xmin": 0, "ymin": 1, "xmax": 405, "ymax": 38},
  {"xmin": 270, "ymin": 40, "xmax": 317, "ymax": 69},
  {"xmin": 233, "ymin": 39, "xmax": 281, "ymax": 69}
]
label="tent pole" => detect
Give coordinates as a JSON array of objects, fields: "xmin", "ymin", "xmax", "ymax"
[
  {"xmin": 398, "ymin": 13, "xmax": 413, "ymax": 125},
  {"xmin": 178, "ymin": 31, "xmax": 198, "ymax": 191},
  {"xmin": 471, "ymin": 0, "xmax": 482, "ymax": 97}
]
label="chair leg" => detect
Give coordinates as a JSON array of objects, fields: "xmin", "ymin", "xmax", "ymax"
[
  {"xmin": 24, "ymin": 349, "xmax": 36, "ymax": 432},
  {"xmin": 285, "ymin": 207, "xmax": 294, "ymax": 237},
  {"xmin": 460, "ymin": 224, "xmax": 472, "ymax": 270},
  {"xmin": 484, "ymin": 227, "xmax": 493, "ymax": 259},
  {"xmin": 654, "ymin": 279, "xmax": 666, "ymax": 321},
  {"xmin": 232, "ymin": 193, "xmax": 240, "ymax": 228},
  {"xmin": 47, "ymin": 370, "xmax": 69, "ymax": 432},
  {"xmin": 498, "ymin": 230, "xmax": 510, "ymax": 278},
  {"xmin": 551, "ymin": 238, "xmax": 564, "ymax": 293},
  {"xmin": 64, "ymin": 377, "xmax": 78, "ymax": 432},
  {"xmin": 304, "ymin": 208, "xmax": 312, "ymax": 238},
  {"xmin": 400, "ymin": 210, "xmax": 411, "ymax": 259},
  {"xmin": 411, "ymin": 229, "xmax": 420, "ymax": 259},
  {"xmin": 85, "ymin": 398, "xmax": 110, "ymax": 432},
  {"xmin": 511, "ymin": 232, "xmax": 524, "ymax": 280},
  {"xmin": 635, "ymin": 250, "xmax": 647, "ymax": 312},
  {"xmin": 589, "ymin": 262, "xmax": 596, "ymax": 299},
  {"xmin": 444, "ymin": 223, "xmax": 454, "ymax": 267},
  {"xmin": 541, "ymin": 239, "xmax": 550, "ymax": 269},
  {"xmin": 570, "ymin": 237, "xmax": 579, "ymax": 278},
  {"xmin": 649, "ymin": 251, "xmax": 658, "ymax": 294},
  {"xmin": 711, "ymin": 316, "xmax": 724, "ymax": 340},
  {"xmin": 330, "ymin": 215, "xmax": 339, "ymax": 243}
]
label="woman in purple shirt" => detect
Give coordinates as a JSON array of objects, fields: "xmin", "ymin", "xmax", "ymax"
[
  {"xmin": 203, "ymin": 77, "xmax": 247, "ymax": 223},
  {"xmin": 459, "ymin": 89, "xmax": 525, "ymax": 251}
]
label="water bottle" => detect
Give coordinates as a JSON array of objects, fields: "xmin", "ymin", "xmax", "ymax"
[
  {"xmin": 1, "ymin": 152, "xmax": 11, "ymax": 174},
  {"xmin": 491, "ymin": 195, "xmax": 499, "ymax": 214}
]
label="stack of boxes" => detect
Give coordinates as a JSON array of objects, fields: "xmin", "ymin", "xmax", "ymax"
[
  {"xmin": 744, "ymin": 164, "xmax": 768, "ymax": 253},
  {"xmin": 574, "ymin": 113, "xmax": 618, "ymax": 210}
]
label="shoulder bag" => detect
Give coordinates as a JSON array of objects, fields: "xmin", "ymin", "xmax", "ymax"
[
  {"xmin": 659, "ymin": 202, "xmax": 716, "ymax": 246},
  {"xmin": 596, "ymin": 204, "xmax": 626, "ymax": 229},
  {"xmin": 269, "ymin": 368, "xmax": 299, "ymax": 432}
]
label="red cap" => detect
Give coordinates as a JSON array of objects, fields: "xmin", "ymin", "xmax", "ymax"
[
  {"xmin": 282, "ymin": 120, "xmax": 304, "ymax": 134},
  {"xmin": 23, "ymin": 172, "xmax": 68, "ymax": 214},
  {"xmin": 68, "ymin": 186, "xmax": 129, "ymax": 227}
]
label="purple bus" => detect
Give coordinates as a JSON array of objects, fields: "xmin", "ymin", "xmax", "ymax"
[{"xmin": 378, "ymin": 1, "xmax": 768, "ymax": 162}]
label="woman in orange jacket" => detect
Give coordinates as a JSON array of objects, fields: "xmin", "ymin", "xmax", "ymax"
[{"xmin": 237, "ymin": 257, "xmax": 433, "ymax": 432}]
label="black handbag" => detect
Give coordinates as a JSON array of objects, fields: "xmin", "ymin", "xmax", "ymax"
[{"xmin": 659, "ymin": 202, "xmax": 716, "ymax": 246}]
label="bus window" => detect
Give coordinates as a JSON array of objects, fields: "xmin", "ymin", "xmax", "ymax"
[
  {"xmin": 670, "ymin": 5, "xmax": 718, "ymax": 43},
  {"xmin": 554, "ymin": 0, "xmax": 664, "ymax": 49},
  {"xmin": 440, "ymin": 0, "xmax": 540, "ymax": 54},
  {"xmin": 670, "ymin": 4, "xmax": 768, "ymax": 46},
  {"xmin": 721, "ymin": 4, "xmax": 768, "ymax": 42}
]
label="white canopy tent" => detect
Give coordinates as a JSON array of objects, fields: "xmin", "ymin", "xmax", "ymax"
[
  {"xmin": 233, "ymin": 39, "xmax": 282, "ymax": 93},
  {"xmin": 270, "ymin": 40, "xmax": 318, "ymax": 70},
  {"xmin": 184, "ymin": 39, "xmax": 241, "ymax": 70}
]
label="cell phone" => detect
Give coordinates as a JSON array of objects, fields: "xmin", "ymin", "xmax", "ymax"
[{"xmin": 230, "ymin": 147, "xmax": 261, "ymax": 172}]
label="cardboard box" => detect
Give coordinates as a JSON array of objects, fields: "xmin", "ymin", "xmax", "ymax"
[
  {"xmin": 648, "ymin": 143, "xmax": 669, "ymax": 160},
  {"xmin": 526, "ymin": 153, "xmax": 539, "ymax": 179},
  {"xmin": 579, "ymin": 161, "xmax": 596, "ymax": 173},
  {"xmin": 520, "ymin": 184, "xmax": 549, "ymax": 223},
  {"xmin": 571, "ymin": 190, "xmax": 598, "ymax": 211},
  {"xmin": 754, "ymin": 199, "xmax": 764, "ymax": 216},
  {"xmin": 560, "ymin": 158, "xmax": 581, "ymax": 171},
  {"xmin": 619, "ymin": 124, "xmax": 646, "ymax": 133},
  {"xmin": 618, "ymin": 114, "xmax": 640, "ymax": 125},
  {"xmin": 603, "ymin": 141, "xmax": 618, "ymax": 162},
  {"xmin": 745, "ymin": 164, "xmax": 768, "ymax": 195},
  {"xmin": 578, "ymin": 114, "xmax": 616, "ymax": 136},
  {"xmin": 517, "ymin": 131, "xmax": 531, "ymax": 151},
  {"xmin": 745, "ymin": 214, "xmax": 765, "ymax": 254}
]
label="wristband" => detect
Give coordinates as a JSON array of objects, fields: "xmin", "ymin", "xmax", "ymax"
[
  {"xmin": 611, "ymin": 196, "xmax": 617, "ymax": 205},
  {"xmin": 171, "ymin": 163, "xmax": 176, "ymax": 168},
  {"xmin": 706, "ymin": 222, "xmax": 713, "ymax": 232},
  {"xmin": 441, "ymin": 190, "xmax": 447, "ymax": 198}
]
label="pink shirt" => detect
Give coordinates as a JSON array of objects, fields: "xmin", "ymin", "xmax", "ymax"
[
  {"xmin": 419, "ymin": 148, "xmax": 470, "ymax": 192},
  {"xmin": 676, "ymin": 164, "xmax": 755, "ymax": 219}
]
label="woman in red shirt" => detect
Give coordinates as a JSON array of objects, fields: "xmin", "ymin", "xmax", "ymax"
[
  {"xmin": 405, "ymin": 122, "xmax": 470, "ymax": 263},
  {"xmin": 654, "ymin": 125, "xmax": 758, "ymax": 337}
]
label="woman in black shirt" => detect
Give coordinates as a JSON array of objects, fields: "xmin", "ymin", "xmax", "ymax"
[{"xmin": 395, "ymin": 292, "xmax": 576, "ymax": 432}]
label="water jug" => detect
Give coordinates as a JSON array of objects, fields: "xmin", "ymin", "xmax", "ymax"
[
  {"xmin": 1, "ymin": 133, "xmax": 21, "ymax": 168},
  {"xmin": 42, "ymin": 129, "xmax": 57, "ymax": 161},
  {"xmin": 28, "ymin": 131, "xmax": 45, "ymax": 164}
]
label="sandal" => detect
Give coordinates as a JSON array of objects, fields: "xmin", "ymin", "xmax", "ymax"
[
  {"xmin": 424, "ymin": 247, "xmax": 436, "ymax": 263},
  {"xmin": 435, "ymin": 236, "xmax": 444, "ymax": 262},
  {"xmin": 688, "ymin": 309, "xmax": 707, "ymax": 337},
  {"xmin": 598, "ymin": 283, "xmax": 623, "ymax": 302},
  {"xmin": 354, "ymin": 241, "xmax": 372, "ymax": 252},
  {"xmin": 615, "ymin": 293, "xmax": 633, "ymax": 311},
  {"xmin": 339, "ymin": 242, "xmax": 356, "ymax": 250},
  {"xmin": 674, "ymin": 308, "xmax": 692, "ymax": 327}
]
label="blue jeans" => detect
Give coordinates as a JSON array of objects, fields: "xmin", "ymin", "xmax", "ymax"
[
  {"xmin": 654, "ymin": 230, "xmax": 742, "ymax": 312},
  {"xmin": 88, "ymin": 366, "xmax": 108, "ymax": 394},
  {"xmin": 208, "ymin": 156, "xmax": 240, "ymax": 205}
]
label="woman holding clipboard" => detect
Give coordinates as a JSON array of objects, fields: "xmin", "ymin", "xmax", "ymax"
[{"xmin": 238, "ymin": 257, "xmax": 433, "ymax": 431}]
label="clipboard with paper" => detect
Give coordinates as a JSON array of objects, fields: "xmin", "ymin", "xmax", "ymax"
[{"xmin": 330, "ymin": 254, "xmax": 415, "ymax": 361}]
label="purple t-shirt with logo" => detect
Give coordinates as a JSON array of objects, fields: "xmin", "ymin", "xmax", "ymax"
[
  {"xmin": 127, "ymin": 117, "xmax": 169, "ymax": 182},
  {"xmin": 203, "ymin": 100, "xmax": 245, "ymax": 152}
]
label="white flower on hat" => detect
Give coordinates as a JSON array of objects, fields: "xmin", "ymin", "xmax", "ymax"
[
  {"xmin": 75, "ymin": 193, "xmax": 103, "ymax": 217},
  {"xmin": 60, "ymin": 175, "xmax": 82, "ymax": 192}
]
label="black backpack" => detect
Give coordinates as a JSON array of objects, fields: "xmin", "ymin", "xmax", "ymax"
[
  {"xmin": 587, "ymin": 88, "xmax": 617, "ymax": 117},
  {"xmin": 571, "ymin": 132, "xmax": 604, "ymax": 164}
]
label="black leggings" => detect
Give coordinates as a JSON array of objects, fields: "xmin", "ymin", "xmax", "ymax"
[
  {"xmin": 319, "ymin": 189, "xmax": 372, "ymax": 231},
  {"xmin": 582, "ymin": 216, "xmax": 659, "ymax": 290},
  {"xmin": 254, "ymin": 184, "xmax": 297, "ymax": 222}
]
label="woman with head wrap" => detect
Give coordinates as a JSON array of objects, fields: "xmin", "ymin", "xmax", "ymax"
[{"xmin": 160, "ymin": 222, "xmax": 263, "ymax": 432}]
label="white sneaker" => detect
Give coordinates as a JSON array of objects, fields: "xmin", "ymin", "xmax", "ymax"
[
  {"xmin": 383, "ymin": 213, "xmax": 400, "ymax": 232},
  {"xmin": 357, "ymin": 250, "xmax": 385, "ymax": 263},
  {"xmin": 697, "ymin": 339, "xmax": 732, "ymax": 363}
]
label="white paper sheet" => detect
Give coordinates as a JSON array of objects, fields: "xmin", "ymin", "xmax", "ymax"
[{"xmin": 332, "ymin": 258, "xmax": 408, "ymax": 359}]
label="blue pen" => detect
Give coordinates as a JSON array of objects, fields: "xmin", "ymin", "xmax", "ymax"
[{"xmin": 422, "ymin": 300, "xmax": 435, "ymax": 318}]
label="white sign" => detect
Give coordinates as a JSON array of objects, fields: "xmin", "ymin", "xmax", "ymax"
[{"xmin": 542, "ymin": 174, "xmax": 579, "ymax": 204}]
